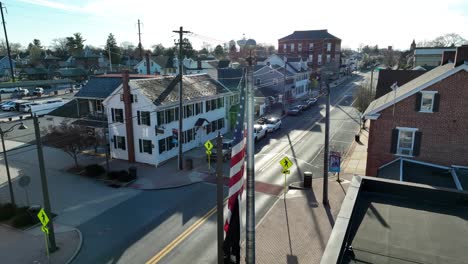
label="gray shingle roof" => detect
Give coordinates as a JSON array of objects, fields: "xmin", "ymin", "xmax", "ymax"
[
  {"xmin": 217, "ymin": 68, "xmax": 243, "ymax": 90},
  {"xmin": 130, "ymin": 74, "xmax": 232, "ymax": 106},
  {"xmin": 279, "ymin": 30, "xmax": 340, "ymax": 41},
  {"xmin": 364, "ymin": 63, "xmax": 457, "ymax": 117},
  {"xmin": 75, "ymin": 77, "xmax": 122, "ymax": 99}
]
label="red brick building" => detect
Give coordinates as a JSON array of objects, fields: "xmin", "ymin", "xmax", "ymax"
[
  {"xmin": 278, "ymin": 30, "xmax": 341, "ymax": 73},
  {"xmin": 364, "ymin": 45, "xmax": 468, "ymax": 177}
]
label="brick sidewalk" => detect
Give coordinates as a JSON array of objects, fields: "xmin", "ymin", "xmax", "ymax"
[{"xmin": 241, "ymin": 122, "xmax": 368, "ymax": 264}]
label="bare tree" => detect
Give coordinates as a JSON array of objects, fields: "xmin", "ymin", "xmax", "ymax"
[
  {"xmin": 354, "ymin": 81, "xmax": 375, "ymax": 113},
  {"xmin": 42, "ymin": 122, "xmax": 96, "ymax": 168},
  {"xmin": 418, "ymin": 33, "xmax": 467, "ymax": 47},
  {"xmin": 50, "ymin": 38, "xmax": 69, "ymax": 57}
]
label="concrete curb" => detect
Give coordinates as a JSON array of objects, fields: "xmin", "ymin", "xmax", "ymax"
[
  {"xmin": 65, "ymin": 228, "xmax": 83, "ymax": 264},
  {"xmin": 130, "ymin": 179, "xmax": 203, "ymax": 191}
]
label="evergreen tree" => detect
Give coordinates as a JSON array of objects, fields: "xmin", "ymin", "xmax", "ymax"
[{"xmin": 105, "ymin": 33, "xmax": 121, "ymax": 65}]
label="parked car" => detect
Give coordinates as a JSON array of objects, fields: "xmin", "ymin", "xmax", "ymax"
[
  {"xmin": 19, "ymin": 102, "xmax": 40, "ymax": 112},
  {"xmin": 30, "ymin": 87, "xmax": 44, "ymax": 96},
  {"xmin": 0, "ymin": 100, "xmax": 14, "ymax": 108},
  {"xmin": 264, "ymin": 117, "xmax": 282, "ymax": 132},
  {"xmin": 208, "ymin": 139, "xmax": 234, "ymax": 162},
  {"xmin": 296, "ymin": 103, "xmax": 308, "ymax": 111},
  {"xmin": 1, "ymin": 100, "xmax": 27, "ymax": 111},
  {"xmin": 287, "ymin": 106, "xmax": 302, "ymax": 116},
  {"xmin": 30, "ymin": 99, "xmax": 69, "ymax": 115},
  {"xmin": 254, "ymin": 124, "xmax": 267, "ymax": 141},
  {"xmin": 304, "ymin": 98, "xmax": 318, "ymax": 109},
  {"xmin": 14, "ymin": 88, "xmax": 29, "ymax": 97},
  {"xmin": 0, "ymin": 87, "xmax": 20, "ymax": 93}
]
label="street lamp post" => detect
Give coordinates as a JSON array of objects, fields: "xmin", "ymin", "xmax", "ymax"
[{"xmin": 0, "ymin": 122, "xmax": 28, "ymax": 207}]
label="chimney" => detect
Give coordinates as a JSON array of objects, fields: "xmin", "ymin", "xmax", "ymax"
[
  {"xmin": 122, "ymin": 70, "xmax": 135, "ymax": 162},
  {"xmin": 197, "ymin": 60, "xmax": 202, "ymax": 70},
  {"xmin": 454, "ymin": 45, "xmax": 468, "ymax": 67},
  {"xmin": 441, "ymin": 51, "xmax": 456, "ymax": 65},
  {"xmin": 145, "ymin": 53, "xmax": 151, "ymax": 75}
]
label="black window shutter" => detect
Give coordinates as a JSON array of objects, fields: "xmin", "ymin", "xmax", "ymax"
[
  {"xmin": 148, "ymin": 141, "xmax": 152, "ymax": 154},
  {"xmin": 139, "ymin": 139, "xmax": 142, "ymax": 153},
  {"xmin": 137, "ymin": 111, "xmax": 141, "ymax": 125},
  {"xmin": 433, "ymin": 93, "xmax": 440, "ymax": 112},
  {"xmin": 113, "ymin": 136, "xmax": 117, "ymax": 149},
  {"xmin": 122, "ymin": 137, "xmax": 126, "ymax": 150},
  {"xmin": 413, "ymin": 131, "xmax": 422, "ymax": 156},
  {"xmin": 390, "ymin": 128, "xmax": 399, "ymax": 154},
  {"xmin": 415, "ymin": 92, "xmax": 422, "ymax": 111},
  {"xmin": 111, "ymin": 108, "xmax": 115, "ymax": 122}
]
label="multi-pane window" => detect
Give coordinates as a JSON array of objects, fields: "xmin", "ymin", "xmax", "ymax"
[
  {"xmin": 183, "ymin": 128, "xmax": 196, "ymax": 143},
  {"xmin": 397, "ymin": 129, "xmax": 415, "ymax": 156},
  {"xmin": 309, "ymin": 55, "xmax": 313, "ymax": 63},
  {"xmin": 158, "ymin": 136, "xmax": 176, "ymax": 154},
  {"xmin": 317, "ymin": 55, "xmax": 322, "ymax": 65},
  {"xmin": 114, "ymin": 136, "xmax": 126, "ymax": 150},
  {"xmin": 283, "ymin": 44, "xmax": 287, "ymax": 51},
  {"xmin": 206, "ymin": 98, "xmax": 224, "ymax": 112},
  {"xmin": 139, "ymin": 139, "xmax": 152, "ymax": 154},
  {"xmin": 327, "ymin": 43, "xmax": 331, "ymax": 52},
  {"xmin": 157, "ymin": 107, "xmax": 179, "ymax": 125},
  {"xmin": 420, "ymin": 92, "xmax": 436, "ymax": 112},
  {"xmin": 138, "ymin": 111, "xmax": 151, "ymax": 126},
  {"xmin": 326, "ymin": 54, "xmax": 331, "ymax": 63},
  {"xmin": 206, "ymin": 118, "xmax": 224, "ymax": 134},
  {"xmin": 111, "ymin": 108, "xmax": 124, "ymax": 123},
  {"xmin": 298, "ymin": 43, "xmax": 302, "ymax": 52},
  {"xmin": 290, "ymin": 43, "xmax": 294, "ymax": 52},
  {"xmin": 309, "ymin": 43, "xmax": 314, "ymax": 50},
  {"xmin": 95, "ymin": 100, "xmax": 103, "ymax": 112},
  {"xmin": 195, "ymin": 102, "xmax": 203, "ymax": 115}
]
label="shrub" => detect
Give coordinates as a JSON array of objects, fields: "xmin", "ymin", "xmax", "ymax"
[
  {"xmin": 0, "ymin": 203, "xmax": 16, "ymax": 221},
  {"xmin": 118, "ymin": 171, "xmax": 136, "ymax": 183},
  {"xmin": 107, "ymin": 170, "xmax": 121, "ymax": 181},
  {"xmin": 12, "ymin": 210, "xmax": 34, "ymax": 228},
  {"xmin": 84, "ymin": 164, "xmax": 106, "ymax": 177}
]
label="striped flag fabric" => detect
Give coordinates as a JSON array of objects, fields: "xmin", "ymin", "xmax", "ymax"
[{"xmin": 223, "ymin": 70, "xmax": 247, "ymax": 262}]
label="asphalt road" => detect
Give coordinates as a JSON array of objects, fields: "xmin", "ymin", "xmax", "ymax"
[
  {"xmin": 153, "ymin": 75, "xmax": 364, "ymax": 264},
  {"xmin": 69, "ymin": 73, "xmax": 366, "ymax": 264}
]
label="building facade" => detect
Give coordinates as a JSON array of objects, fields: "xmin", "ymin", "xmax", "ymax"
[
  {"xmin": 103, "ymin": 73, "xmax": 233, "ymax": 166},
  {"xmin": 278, "ymin": 30, "xmax": 341, "ymax": 73},
  {"xmin": 364, "ymin": 47, "xmax": 468, "ymax": 176}
]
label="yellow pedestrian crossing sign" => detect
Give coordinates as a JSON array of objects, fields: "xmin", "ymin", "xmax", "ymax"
[
  {"xmin": 279, "ymin": 156, "xmax": 293, "ymax": 170},
  {"xmin": 37, "ymin": 208, "xmax": 49, "ymax": 227},
  {"xmin": 204, "ymin": 140, "xmax": 213, "ymax": 151},
  {"xmin": 41, "ymin": 226, "xmax": 49, "ymax": 234}
]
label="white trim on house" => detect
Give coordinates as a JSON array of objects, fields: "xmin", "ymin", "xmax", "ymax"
[
  {"xmin": 419, "ymin": 91, "xmax": 437, "ymax": 113},
  {"xmin": 366, "ymin": 114, "xmax": 380, "ymax": 120},
  {"xmin": 401, "ymin": 158, "xmax": 451, "ymax": 170},
  {"xmin": 399, "ymin": 159, "xmax": 403, "ymax": 181},
  {"xmin": 364, "ymin": 64, "xmax": 468, "ymax": 119},
  {"xmin": 451, "ymin": 165, "xmax": 468, "ymax": 170},
  {"xmin": 396, "ymin": 127, "xmax": 418, "ymax": 157},
  {"xmin": 450, "ymin": 169, "xmax": 463, "ymax": 191},
  {"xmin": 378, "ymin": 157, "xmax": 402, "ymax": 170}
]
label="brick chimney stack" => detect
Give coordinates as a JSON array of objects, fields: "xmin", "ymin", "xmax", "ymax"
[
  {"xmin": 145, "ymin": 52, "xmax": 151, "ymax": 75},
  {"xmin": 454, "ymin": 45, "xmax": 468, "ymax": 67},
  {"xmin": 441, "ymin": 51, "xmax": 456, "ymax": 65},
  {"xmin": 122, "ymin": 70, "xmax": 135, "ymax": 162}
]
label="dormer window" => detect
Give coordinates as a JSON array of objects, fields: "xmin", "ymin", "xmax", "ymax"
[{"xmin": 416, "ymin": 91, "xmax": 439, "ymax": 113}]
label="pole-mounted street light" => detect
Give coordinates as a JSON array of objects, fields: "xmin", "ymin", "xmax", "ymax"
[{"xmin": 0, "ymin": 122, "xmax": 28, "ymax": 207}]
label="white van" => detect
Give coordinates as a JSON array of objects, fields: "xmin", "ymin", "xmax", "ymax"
[{"xmin": 20, "ymin": 102, "xmax": 41, "ymax": 112}]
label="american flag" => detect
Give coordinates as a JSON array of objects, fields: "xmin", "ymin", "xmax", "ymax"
[{"xmin": 223, "ymin": 71, "xmax": 247, "ymax": 260}]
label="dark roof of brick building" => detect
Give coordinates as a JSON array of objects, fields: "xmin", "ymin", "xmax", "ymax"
[
  {"xmin": 375, "ymin": 70, "xmax": 425, "ymax": 99},
  {"xmin": 279, "ymin": 30, "xmax": 340, "ymax": 41},
  {"xmin": 217, "ymin": 68, "xmax": 243, "ymax": 90}
]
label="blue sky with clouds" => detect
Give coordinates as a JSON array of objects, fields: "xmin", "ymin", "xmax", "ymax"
[{"xmin": 3, "ymin": 0, "xmax": 468, "ymax": 51}]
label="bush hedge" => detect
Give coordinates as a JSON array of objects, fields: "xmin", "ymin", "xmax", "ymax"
[
  {"xmin": 11, "ymin": 208, "xmax": 35, "ymax": 228},
  {"xmin": 84, "ymin": 164, "xmax": 106, "ymax": 177},
  {"xmin": 107, "ymin": 170, "xmax": 136, "ymax": 182},
  {"xmin": 0, "ymin": 203, "xmax": 16, "ymax": 221}
]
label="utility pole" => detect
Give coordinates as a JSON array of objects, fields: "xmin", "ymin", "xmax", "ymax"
[
  {"xmin": 0, "ymin": 2, "xmax": 15, "ymax": 82},
  {"xmin": 137, "ymin": 19, "xmax": 143, "ymax": 60},
  {"xmin": 323, "ymin": 80, "xmax": 330, "ymax": 206},
  {"xmin": 173, "ymin": 26, "xmax": 190, "ymax": 170},
  {"xmin": 216, "ymin": 133, "xmax": 224, "ymax": 264},
  {"xmin": 246, "ymin": 46, "xmax": 256, "ymax": 264},
  {"xmin": 33, "ymin": 115, "xmax": 57, "ymax": 252},
  {"xmin": 282, "ymin": 58, "xmax": 287, "ymax": 114}
]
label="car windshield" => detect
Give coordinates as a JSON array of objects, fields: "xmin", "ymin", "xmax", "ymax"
[{"xmin": 266, "ymin": 119, "xmax": 277, "ymax": 124}]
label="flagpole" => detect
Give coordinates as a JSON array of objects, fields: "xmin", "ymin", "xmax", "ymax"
[
  {"xmin": 245, "ymin": 40, "xmax": 256, "ymax": 264},
  {"xmin": 216, "ymin": 132, "xmax": 224, "ymax": 264}
]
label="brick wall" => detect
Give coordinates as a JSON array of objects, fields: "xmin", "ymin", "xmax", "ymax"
[
  {"xmin": 366, "ymin": 70, "xmax": 468, "ymax": 176},
  {"xmin": 278, "ymin": 39, "xmax": 341, "ymax": 72}
]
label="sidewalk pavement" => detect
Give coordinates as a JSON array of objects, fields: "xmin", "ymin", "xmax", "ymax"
[
  {"xmin": 241, "ymin": 123, "xmax": 368, "ymax": 264},
  {"xmin": 0, "ymin": 224, "xmax": 81, "ymax": 264}
]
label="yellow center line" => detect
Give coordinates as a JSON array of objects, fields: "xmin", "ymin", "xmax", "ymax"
[{"xmin": 147, "ymin": 198, "xmax": 228, "ymax": 264}]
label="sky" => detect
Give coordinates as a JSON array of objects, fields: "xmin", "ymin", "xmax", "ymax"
[{"xmin": 2, "ymin": 0, "xmax": 468, "ymax": 51}]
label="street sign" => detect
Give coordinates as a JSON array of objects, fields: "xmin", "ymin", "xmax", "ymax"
[
  {"xmin": 279, "ymin": 156, "xmax": 293, "ymax": 170},
  {"xmin": 41, "ymin": 226, "xmax": 49, "ymax": 234},
  {"xmin": 282, "ymin": 169, "xmax": 290, "ymax": 174},
  {"xmin": 204, "ymin": 140, "xmax": 213, "ymax": 151},
  {"xmin": 329, "ymin": 151, "xmax": 341, "ymax": 173},
  {"xmin": 37, "ymin": 208, "xmax": 49, "ymax": 227},
  {"xmin": 206, "ymin": 150, "xmax": 212, "ymax": 155}
]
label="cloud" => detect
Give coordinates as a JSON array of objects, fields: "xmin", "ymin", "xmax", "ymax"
[{"xmin": 16, "ymin": 0, "xmax": 88, "ymax": 13}]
